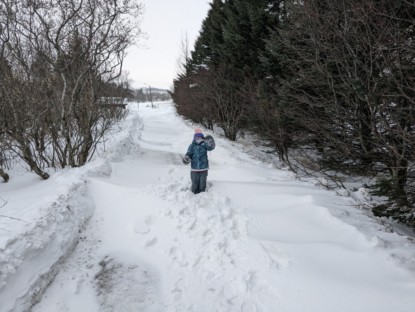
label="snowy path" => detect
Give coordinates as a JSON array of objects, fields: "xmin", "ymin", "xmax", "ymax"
[{"xmin": 32, "ymin": 103, "xmax": 415, "ymax": 312}]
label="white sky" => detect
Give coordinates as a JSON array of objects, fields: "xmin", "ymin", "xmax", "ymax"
[{"xmin": 124, "ymin": 0, "xmax": 212, "ymax": 91}]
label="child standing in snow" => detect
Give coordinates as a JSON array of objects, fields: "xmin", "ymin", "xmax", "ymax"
[{"xmin": 183, "ymin": 128, "xmax": 215, "ymax": 194}]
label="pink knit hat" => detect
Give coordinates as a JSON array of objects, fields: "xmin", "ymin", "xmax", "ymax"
[{"xmin": 194, "ymin": 128, "xmax": 204, "ymax": 138}]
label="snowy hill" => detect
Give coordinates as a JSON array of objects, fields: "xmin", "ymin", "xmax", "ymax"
[{"xmin": 1, "ymin": 102, "xmax": 415, "ymax": 312}]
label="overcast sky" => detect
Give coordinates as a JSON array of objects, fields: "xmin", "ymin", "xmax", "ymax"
[{"xmin": 124, "ymin": 0, "xmax": 211, "ymax": 91}]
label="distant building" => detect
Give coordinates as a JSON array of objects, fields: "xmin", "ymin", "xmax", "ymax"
[{"xmin": 98, "ymin": 97, "xmax": 128, "ymax": 109}]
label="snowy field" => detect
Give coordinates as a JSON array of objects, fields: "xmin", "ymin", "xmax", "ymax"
[{"xmin": 1, "ymin": 101, "xmax": 415, "ymax": 312}]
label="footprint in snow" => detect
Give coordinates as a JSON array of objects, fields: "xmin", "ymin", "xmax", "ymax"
[
  {"xmin": 169, "ymin": 246, "xmax": 189, "ymax": 267},
  {"xmin": 133, "ymin": 215, "xmax": 153, "ymax": 234},
  {"xmin": 260, "ymin": 242, "xmax": 290, "ymax": 269},
  {"xmin": 145, "ymin": 237, "xmax": 158, "ymax": 248},
  {"xmin": 94, "ymin": 256, "xmax": 161, "ymax": 312},
  {"xmin": 241, "ymin": 301, "xmax": 259, "ymax": 312}
]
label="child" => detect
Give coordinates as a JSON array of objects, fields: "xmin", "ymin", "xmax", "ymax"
[{"xmin": 183, "ymin": 128, "xmax": 215, "ymax": 194}]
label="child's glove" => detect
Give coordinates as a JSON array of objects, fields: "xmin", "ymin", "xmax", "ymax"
[
  {"xmin": 204, "ymin": 135, "xmax": 215, "ymax": 150},
  {"xmin": 182, "ymin": 155, "xmax": 191, "ymax": 164}
]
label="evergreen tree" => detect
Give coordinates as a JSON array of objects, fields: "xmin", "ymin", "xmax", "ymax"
[
  {"xmin": 270, "ymin": 0, "xmax": 415, "ymax": 224},
  {"xmin": 173, "ymin": 0, "xmax": 415, "ymax": 227},
  {"xmin": 186, "ymin": 0, "xmax": 225, "ymax": 73},
  {"xmin": 175, "ymin": 0, "xmax": 283, "ymax": 140},
  {"xmin": 220, "ymin": 0, "xmax": 280, "ymax": 78}
]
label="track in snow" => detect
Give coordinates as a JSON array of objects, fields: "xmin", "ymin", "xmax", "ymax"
[{"xmin": 32, "ymin": 103, "xmax": 415, "ymax": 312}]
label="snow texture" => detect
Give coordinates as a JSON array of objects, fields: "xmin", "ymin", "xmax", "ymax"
[{"xmin": 1, "ymin": 101, "xmax": 415, "ymax": 312}]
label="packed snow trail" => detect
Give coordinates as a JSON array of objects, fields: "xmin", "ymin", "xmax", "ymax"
[{"xmin": 32, "ymin": 102, "xmax": 415, "ymax": 312}]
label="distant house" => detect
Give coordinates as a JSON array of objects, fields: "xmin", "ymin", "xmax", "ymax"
[{"xmin": 98, "ymin": 97, "xmax": 128, "ymax": 109}]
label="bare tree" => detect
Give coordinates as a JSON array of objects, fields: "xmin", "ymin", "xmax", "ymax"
[
  {"xmin": 0, "ymin": 146, "xmax": 10, "ymax": 182},
  {"xmin": 0, "ymin": 0, "xmax": 143, "ymax": 178},
  {"xmin": 193, "ymin": 64, "xmax": 247, "ymax": 141},
  {"xmin": 175, "ymin": 32, "xmax": 190, "ymax": 78}
]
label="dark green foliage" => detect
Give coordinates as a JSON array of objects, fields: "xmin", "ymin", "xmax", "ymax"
[
  {"xmin": 173, "ymin": 0, "xmax": 415, "ymax": 228},
  {"xmin": 187, "ymin": 0, "xmax": 225, "ymax": 71},
  {"xmin": 174, "ymin": 0, "xmax": 283, "ymax": 141},
  {"xmin": 373, "ymin": 204, "xmax": 415, "ymax": 228}
]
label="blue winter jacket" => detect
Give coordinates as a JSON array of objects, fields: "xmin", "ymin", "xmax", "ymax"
[{"xmin": 186, "ymin": 138, "xmax": 214, "ymax": 171}]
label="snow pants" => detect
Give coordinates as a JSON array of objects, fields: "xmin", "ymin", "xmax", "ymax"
[{"xmin": 190, "ymin": 170, "xmax": 208, "ymax": 194}]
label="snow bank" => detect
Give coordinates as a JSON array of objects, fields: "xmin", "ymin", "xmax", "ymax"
[
  {"xmin": 0, "ymin": 174, "xmax": 93, "ymax": 312},
  {"xmin": 0, "ymin": 109, "xmax": 142, "ymax": 312}
]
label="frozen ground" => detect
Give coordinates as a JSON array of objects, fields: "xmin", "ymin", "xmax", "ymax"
[{"xmin": 1, "ymin": 102, "xmax": 415, "ymax": 312}]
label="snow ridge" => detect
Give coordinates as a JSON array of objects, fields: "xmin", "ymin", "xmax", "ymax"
[
  {"xmin": 0, "ymin": 181, "xmax": 93, "ymax": 312},
  {"xmin": 105, "ymin": 112, "xmax": 143, "ymax": 163},
  {"xmin": 0, "ymin": 110, "xmax": 144, "ymax": 312},
  {"xmin": 144, "ymin": 177, "xmax": 285, "ymax": 311}
]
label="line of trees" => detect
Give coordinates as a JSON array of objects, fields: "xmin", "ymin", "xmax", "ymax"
[
  {"xmin": 0, "ymin": 0, "xmax": 143, "ymax": 181},
  {"xmin": 172, "ymin": 0, "xmax": 415, "ymax": 227}
]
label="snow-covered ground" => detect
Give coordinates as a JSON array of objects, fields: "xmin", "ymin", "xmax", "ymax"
[{"xmin": 1, "ymin": 101, "xmax": 415, "ymax": 312}]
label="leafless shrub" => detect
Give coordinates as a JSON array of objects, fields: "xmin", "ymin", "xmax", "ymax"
[{"xmin": 0, "ymin": 0, "xmax": 143, "ymax": 178}]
